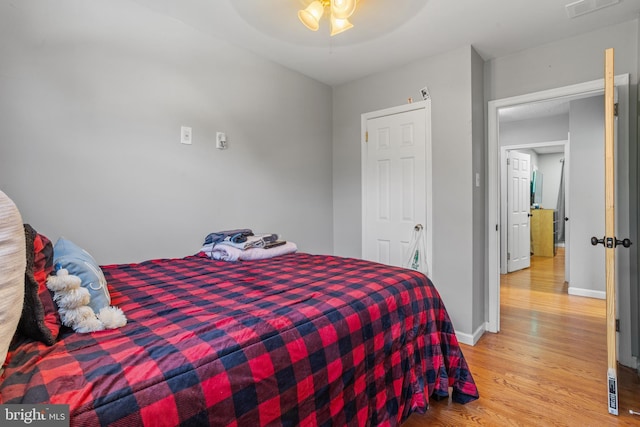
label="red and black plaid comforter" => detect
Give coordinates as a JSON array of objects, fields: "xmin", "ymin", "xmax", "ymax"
[{"xmin": 1, "ymin": 253, "xmax": 478, "ymax": 426}]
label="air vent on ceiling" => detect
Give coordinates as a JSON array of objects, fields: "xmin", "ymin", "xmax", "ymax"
[{"xmin": 565, "ymin": 0, "xmax": 620, "ymax": 18}]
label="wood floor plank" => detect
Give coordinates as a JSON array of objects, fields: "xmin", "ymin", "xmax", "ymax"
[{"xmin": 404, "ymin": 248, "xmax": 640, "ymax": 426}]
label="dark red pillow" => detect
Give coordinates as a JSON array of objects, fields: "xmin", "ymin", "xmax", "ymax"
[{"xmin": 17, "ymin": 225, "xmax": 60, "ymax": 345}]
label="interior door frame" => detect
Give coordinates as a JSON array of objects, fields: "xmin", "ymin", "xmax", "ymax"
[
  {"xmin": 361, "ymin": 100, "xmax": 433, "ymax": 276},
  {"xmin": 487, "ymin": 74, "xmax": 630, "ymax": 335},
  {"xmin": 500, "ymin": 141, "xmax": 569, "ymax": 275}
]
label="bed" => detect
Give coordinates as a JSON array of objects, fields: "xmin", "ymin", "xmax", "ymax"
[{"xmin": 0, "ymin": 198, "xmax": 478, "ymax": 426}]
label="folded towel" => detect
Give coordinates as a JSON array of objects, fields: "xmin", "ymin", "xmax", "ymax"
[
  {"xmin": 201, "ymin": 242, "xmax": 297, "ymax": 262},
  {"xmin": 218, "ymin": 234, "xmax": 279, "ymax": 250},
  {"xmin": 203, "ymin": 229, "xmax": 253, "ymax": 245},
  {"xmin": 253, "ymin": 233, "xmax": 278, "ymax": 247}
]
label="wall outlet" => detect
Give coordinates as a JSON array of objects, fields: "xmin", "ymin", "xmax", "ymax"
[{"xmin": 181, "ymin": 126, "xmax": 192, "ymax": 145}]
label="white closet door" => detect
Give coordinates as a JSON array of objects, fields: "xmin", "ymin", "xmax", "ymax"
[
  {"xmin": 363, "ymin": 107, "xmax": 429, "ymax": 270},
  {"xmin": 507, "ymin": 150, "xmax": 531, "ymax": 272}
]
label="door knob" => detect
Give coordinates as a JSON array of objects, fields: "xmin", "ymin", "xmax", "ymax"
[
  {"xmin": 527, "ymin": 213, "xmax": 533, "ymax": 217},
  {"xmin": 564, "ymin": 217, "xmax": 569, "ymax": 222},
  {"xmin": 591, "ymin": 236, "xmax": 633, "ymax": 248},
  {"xmin": 617, "ymin": 238, "xmax": 632, "ymax": 248}
]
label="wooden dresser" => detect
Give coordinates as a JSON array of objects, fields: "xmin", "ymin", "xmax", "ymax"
[{"xmin": 531, "ymin": 209, "xmax": 557, "ymax": 257}]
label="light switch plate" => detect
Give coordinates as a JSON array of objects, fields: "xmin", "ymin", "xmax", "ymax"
[{"xmin": 181, "ymin": 126, "xmax": 192, "ymax": 145}]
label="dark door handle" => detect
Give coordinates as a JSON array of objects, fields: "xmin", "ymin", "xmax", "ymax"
[
  {"xmin": 618, "ymin": 238, "xmax": 633, "ymax": 248},
  {"xmin": 527, "ymin": 213, "xmax": 533, "ymax": 217},
  {"xmin": 564, "ymin": 217, "xmax": 569, "ymax": 222},
  {"xmin": 591, "ymin": 236, "xmax": 633, "ymax": 248}
]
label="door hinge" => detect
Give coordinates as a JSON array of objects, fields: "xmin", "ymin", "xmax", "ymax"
[
  {"xmin": 614, "ymin": 103, "xmax": 618, "ymax": 117},
  {"xmin": 616, "ymin": 319, "xmax": 620, "ymax": 332},
  {"xmin": 507, "ymin": 157, "xmax": 510, "ymax": 165},
  {"xmin": 507, "ymin": 252, "xmax": 511, "ymax": 261},
  {"xmin": 365, "ymin": 131, "xmax": 368, "ymax": 143}
]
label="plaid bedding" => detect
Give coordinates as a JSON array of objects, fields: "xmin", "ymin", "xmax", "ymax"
[{"xmin": 1, "ymin": 253, "xmax": 478, "ymax": 426}]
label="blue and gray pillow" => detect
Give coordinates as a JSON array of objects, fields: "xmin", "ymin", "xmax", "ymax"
[{"xmin": 53, "ymin": 238, "xmax": 110, "ymax": 314}]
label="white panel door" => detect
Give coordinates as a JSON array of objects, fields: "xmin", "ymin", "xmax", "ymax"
[
  {"xmin": 363, "ymin": 109, "xmax": 426, "ymax": 268},
  {"xmin": 507, "ymin": 151, "xmax": 531, "ymax": 272}
]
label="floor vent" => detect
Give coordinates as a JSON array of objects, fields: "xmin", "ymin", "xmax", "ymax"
[{"xmin": 565, "ymin": 0, "xmax": 620, "ymax": 18}]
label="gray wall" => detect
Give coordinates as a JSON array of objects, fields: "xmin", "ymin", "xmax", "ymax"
[
  {"xmin": 472, "ymin": 48, "xmax": 486, "ymax": 334},
  {"xmin": 333, "ymin": 46, "xmax": 483, "ymax": 337},
  {"xmin": 0, "ymin": 0, "xmax": 334, "ymax": 264},
  {"xmin": 499, "ymin": 115, "xmax": 569, "ymax": 146},
  {"xmin": 537, "ymin": 153, "xmax": 564, "ymax": 211},
  {"xmin": 568, "ymin": 96, "xmax": 604, "ymax": 295},
  {"xmin": 485, "ymin": 20, "xmax": 638, "ymax": 101}
]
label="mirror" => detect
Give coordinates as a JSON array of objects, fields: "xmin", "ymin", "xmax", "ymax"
[{"xmin": 531, "ymin": 170, "xmax": 543, "ymax": 206}]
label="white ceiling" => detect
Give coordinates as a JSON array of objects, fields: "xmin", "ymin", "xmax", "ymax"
[{"xmin": 131, "ymin": 0, "xmax": 640, "ymax": 86}]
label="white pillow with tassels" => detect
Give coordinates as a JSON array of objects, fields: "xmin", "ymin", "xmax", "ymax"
[{"xmin": 0, "ymin": 190, "xmax": 26, "ymax": 368}]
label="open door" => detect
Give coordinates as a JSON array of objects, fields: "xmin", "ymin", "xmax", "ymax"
[
  {"xmin": 590, "ymin": 48, "xmax": 632, "ymax": 416},
  {"xmin": 506, "ymin": 150, "xmax": 531, "ymax": 272}
]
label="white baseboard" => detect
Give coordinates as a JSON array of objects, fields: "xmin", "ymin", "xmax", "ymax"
[
  {"xmin": 568, "ymin": 287, "xmax": 606, "ymax": 299},
  {"xmin": 621, "ymin": 355, "xmax": 638, "ymax": 371},
  {"xmin": 457, "ymin": 324, "xmax": 486, "ymax": 346}
]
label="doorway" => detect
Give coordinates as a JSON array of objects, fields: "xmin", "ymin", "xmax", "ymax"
[
  {"xmin": 487, "ymin": 75, "xmax": 631, "ymax": 338},
  {"xmin": 502, "ymin": 142, "xmax": 568, "ymax": 280}
]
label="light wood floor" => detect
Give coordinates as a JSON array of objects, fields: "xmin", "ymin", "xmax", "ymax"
[{"xmin": 404, "ymin": 248, "xmax": 640, "ymax": 426}]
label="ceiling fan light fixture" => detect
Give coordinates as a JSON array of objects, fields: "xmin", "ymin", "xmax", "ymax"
[
  {"xmin": 330, "ymin": 15, "xmax": 353, "ymax": 36},
  {"xmin": 298, "ymin": 0, "xmax": 356, "ymax": 36},
  {"xmin": 331, "ymin": 0, "xmax": 356, "ymax": 20},
  {"xmin": 298, "ymin": 1, "xmax": 325, "ymax": 31}
]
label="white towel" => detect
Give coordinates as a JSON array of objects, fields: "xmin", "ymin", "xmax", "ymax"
[{"xmin": 201, "ymin": 242, "xmax": 297, "ymax": 262}]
